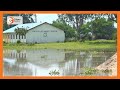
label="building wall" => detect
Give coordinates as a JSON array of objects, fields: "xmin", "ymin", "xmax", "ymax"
[
  {"xmin": 3, "ymin": 23, "xmax": 65, "ymax": 43},
  {"xmin": 26, "ymin": 23, "xmax": 65, "ymax": 43},
  {"xmin": 3, "ymin": 33, "xmax": 26, "ymax": 43}
]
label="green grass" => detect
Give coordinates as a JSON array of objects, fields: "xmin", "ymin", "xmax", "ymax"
[
  {"xmin": 3, "ymin": 40, "xmax": 116, "ymax": 51},
  {"xmin": 80, "ymin": 67, "xmax": 112, "ymax": 76}
]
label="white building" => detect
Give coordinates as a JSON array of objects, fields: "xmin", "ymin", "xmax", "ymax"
[{"xmin": 3, "ymin": 22, "xmax": 65, "ymax": 43}]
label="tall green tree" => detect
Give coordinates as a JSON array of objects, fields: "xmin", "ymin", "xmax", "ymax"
[
  {"xmin": 91, "ymin": 18, "xmax": 116, "ymax": 39},
  {"xmin": 80, "ymin": 18, "xmax": 116, "ymax": 40},
  {"xmin": 52, "ymin": 20, "xmax": 76, "ymax": 40}
]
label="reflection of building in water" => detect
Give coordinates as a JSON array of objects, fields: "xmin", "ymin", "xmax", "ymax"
[
  {"xmin": 3, "ymin": 49, "xmax": 66, "ymax": 76},
  {"xmin": 4, "ymin": 61, "xmax": 32, "ymax": 76},
  {"xmin": 4, "ymin": 49, "xmax": 26, "ymax": 59},
  {"xmin": 4, "ymin": 49, "xmax": 114, "ymax": 76},
  {"xmin": 61, "ymin": 59, "xmax": 81, "ymax": 76},
  {"xmin": 59, "ymin": 51, "xmax": 81, "ymax": 75},
  {"xmin": 4, "ymin": 49, "xmax": 65, "ymax": 67},
  {"xmin": 26, "ymin": 49, "xmax": 65, "ymax": 67}
]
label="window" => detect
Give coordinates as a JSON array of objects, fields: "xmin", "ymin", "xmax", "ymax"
[
  {"xmin": 22, "ymin": 35, "xmax": 23, "ymax": 39},
  {"xmin": 13, "ymin": 35, "xmax": 15, "ymax": 39},
  {"xmin": 8, "ymin": 35, "xmax": 9, "ymax": 39},
  {"xmin": 11, "ymin": 34, "xmax": 12, "ymax": 39},
  {"xmin": 24, "ymin": 35, "xmax": 26, "ymax": 39},
  {"xmin": 43, "ymin": 33, "xmax": 47, "ymax": 37},
  {"xmin": 16, "ymin": 34, "xmax": 17, "ymax": 39},
  {"xmin": 19, "ymin": 35, "xmax": 20, "ymax": 39}
]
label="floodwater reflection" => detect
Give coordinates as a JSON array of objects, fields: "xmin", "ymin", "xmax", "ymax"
[{"xmin": 3, "ymin": 49, "xmax": 115, "ymax": 76}]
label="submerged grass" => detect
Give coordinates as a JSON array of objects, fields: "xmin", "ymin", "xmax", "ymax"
[
  {"xmin": 3, "ymin": 40, "xmax": 116, "ymax": 51},
  {"xmin": 80, "ymin": 67, "xmax": 112, "ymax": 76}
]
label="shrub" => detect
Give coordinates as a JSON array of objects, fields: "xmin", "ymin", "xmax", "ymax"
[
  {"xmin": 17, "ymin": 40, "xmax": 21, "ymax": 44},
  {"xmin": 3, "ymin": 41, "xmax": 7, "ymax": 45},
  {"xmin": 81, "ymin": 67, "xmax": 98, "ymax": 75},
  {"xmin": 57, "ymin": 41, "xmax": 60, "ymax": 43},
  {"xmin": 3, "ymin": 41, "xmax": 6, "ymax": 44},
  {"xmin": 49, "ymin": 69, "xmax": 60, "ymax": 76}
]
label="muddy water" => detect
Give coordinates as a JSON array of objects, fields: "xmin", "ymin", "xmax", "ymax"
[{"xmin": 3, "ymin": 49, "xmax": 115, "ymax": 76}]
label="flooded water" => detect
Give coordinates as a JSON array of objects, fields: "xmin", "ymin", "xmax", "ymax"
[{"xmin": 3, "ymin": 49, "xmax": 115, "ymax": 76}]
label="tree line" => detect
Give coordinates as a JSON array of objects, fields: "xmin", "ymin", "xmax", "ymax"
[{"xmin": 52, "ymin": 14, "xmax": 117, "ymax": 41}]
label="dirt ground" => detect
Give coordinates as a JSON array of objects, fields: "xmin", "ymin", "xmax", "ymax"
[{"xmin": 95, "ymin": 53, "xmax": 117, "ymax": 76}]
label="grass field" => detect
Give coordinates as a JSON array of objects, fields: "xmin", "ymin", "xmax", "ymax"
[{"xmin": 3, "ymin": 40, "xmax": 116, "ymax": 51}]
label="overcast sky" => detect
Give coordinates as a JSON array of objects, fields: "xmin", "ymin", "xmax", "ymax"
[{"xmin": 32, "ymin": 14, "xmax": 58, "ymax": 24}]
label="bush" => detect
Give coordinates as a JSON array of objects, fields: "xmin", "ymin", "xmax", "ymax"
[
  {"xmin": 17, "ymin": 40, "xmax": 21, "ymax": 44},
  {"xmin": 49, "ymin": 69, "xmax": 60, "ymax": 76},
  {"xmin": 57, "ymin": 41, "xmax": 60, "ymax": 43},
  {"xmin": 3, "ymin": 41, "xmax": 7, "ymax": 45},
  {"xmin": 81, "ymin": 67, "xmax": 98, "ymax": 75},
  {"xmin": 35, "ymin": 42, "xmax": 37, "ymax": 44}
]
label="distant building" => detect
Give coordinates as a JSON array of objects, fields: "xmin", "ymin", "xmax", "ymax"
[{"xmin": 3, "ymin": 22, "xmax": 65, "ymax": 43}]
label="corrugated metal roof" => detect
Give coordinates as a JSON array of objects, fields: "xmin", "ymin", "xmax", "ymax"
[{"xmin": 3, "ymin": 23, "xmax": 41, "ymax": 33}]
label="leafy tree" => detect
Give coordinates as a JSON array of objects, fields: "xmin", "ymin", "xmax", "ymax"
[
  {"xmin": 91, "ymin": 18, "xmax": 116, "ymax": 40},
  {"xmin": 52, "ymin": 20, "xmax": 76, "ymax": 40},
  {"xmin": 80, "ymin": 18, "xmax": 116, "ymax": 40},
  {"xmin": 15, "ymin": 27, "xmax": 28, "ymax": 41},
  {"xmin": 15, "ymin": 28, "xmax": 28, "ymax": 36},
  {"xmin": 80, "ymin": 22, "xmax": 93, "ymax": 41}
]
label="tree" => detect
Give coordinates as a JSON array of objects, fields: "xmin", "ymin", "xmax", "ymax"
[
  {"xmin": 58, "ymin": 14, "xmax": 88, "ymax": 32},
  {"xmin": 15, "ymin": 27, "xmax": 28, "ymax": 42},
  {"xmin": 58, "ymin": 14, "xmax": 117, "ymax": 40},
  {"xmin": 80, "ymin": 22, "xmax": 93, "ymax": 41},
  {"xmin": 52, "ymin": 20, "xmax": 76, "ymax": 40},
  {"xmin": 80, "ymin": 18, "xmax": 116, "ymax": 40},
  {"xmin": 3, "ymin": 14, "xmax": 35, "ymax": 31},
  {"xmin": 15, "ymin": 28, "xmax": 28, "ymax": 36}
]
